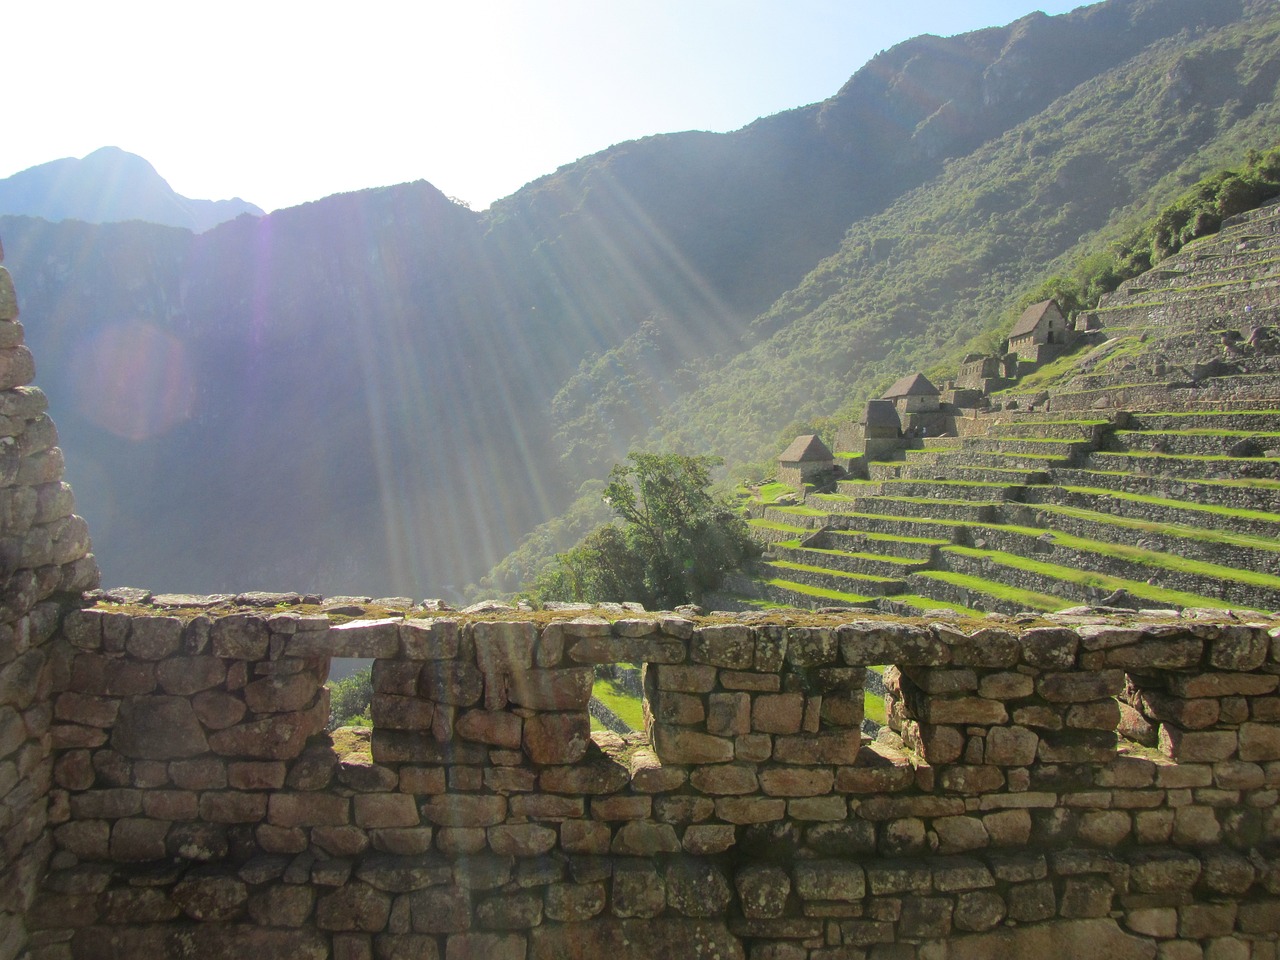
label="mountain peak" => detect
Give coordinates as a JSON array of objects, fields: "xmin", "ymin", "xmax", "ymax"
[{"xmin": 0, "ymin": 148, "xmax": 263, "ymax": 233}]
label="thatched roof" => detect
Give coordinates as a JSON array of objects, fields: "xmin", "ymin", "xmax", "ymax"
[
  {"xmin": 779, "ymin": 434, "xmax": 834, "ymax": 463},
  {"xmin": 1010, "ymin": 299, "xmax": 1066, "ymax": 338},
  {"xmin": 881, "ymin": 372, "xmax": 939, "ymax": 399}
]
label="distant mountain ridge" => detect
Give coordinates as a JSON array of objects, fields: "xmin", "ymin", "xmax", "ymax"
[
  {"xmin": 1, "ymin": 0, "xmax": 1277, "ymax": 600},
  {"xmin": 0, "ymin": 146, "xmax": 263, "ymax": 232}
]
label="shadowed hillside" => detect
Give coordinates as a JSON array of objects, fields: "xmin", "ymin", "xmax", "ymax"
[{"xmin": 3, "ymin": 0, "xmax": 1276, "ymax": 599}]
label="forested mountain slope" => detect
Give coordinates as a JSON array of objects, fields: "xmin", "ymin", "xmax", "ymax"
[
  {"xmin": 647, "ymin": 0, "xmax": 1280, "ymax": 470},
  {"xmin": 1, "ymin": 0, "xmax": 1274, "ymax": 600}
]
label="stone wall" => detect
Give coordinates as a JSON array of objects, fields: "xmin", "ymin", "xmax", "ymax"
[
  {"xmin": 0, "ymin": 245, "xmax": 99, "ymax": 960},
  {"xmin": 20, "ymin": 604, "xmax": 1280, "ymax": 959}
]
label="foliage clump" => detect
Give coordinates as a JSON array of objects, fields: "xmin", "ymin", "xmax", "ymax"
[
  {"xmin": 328, "ymin": 668, "xmax": 372, "ymax": 730},
  {"xmin": 1024, "ymin": 146, "xmax": 1280, "ymax": 315},
  {"xmin": 533, "ymin": 452, "xmax": 759, "ymax": 609}
]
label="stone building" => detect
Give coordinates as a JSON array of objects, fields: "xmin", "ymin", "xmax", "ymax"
[
  {"xmin": 880, "ymin": 372, "xmax": 940, "ymax": 417},
  {"xmin": 777, "ymin": 433, "xmax": 834, "ymax": 490},
  {"xmin": 1009, "ymin": 299, "xmax": 1072, "ymax": 362}
]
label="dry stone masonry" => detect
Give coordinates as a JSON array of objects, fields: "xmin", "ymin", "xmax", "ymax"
[
  {"xmin": 17, "ymin": 602, "xmax": 1280, "ymax": 960},
  {"xmin": 0, "ymin": 242, "xmax": 99, "ymax": 960}
]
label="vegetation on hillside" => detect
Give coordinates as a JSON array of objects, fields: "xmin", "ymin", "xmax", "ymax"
[
  {"xmin": 533, "ymin": 453, "xmax": 758, "ymax": 608},
  {"xmin": 328, "ymin": 668, "xmax": 373, "ymax": 730},
  {"xmin": 1025, "ymin": 145, "xmax": 1280, "ymax": 315}
]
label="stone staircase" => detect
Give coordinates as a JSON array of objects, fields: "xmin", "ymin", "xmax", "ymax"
[{"xmin": 740, "ymin": 201, "xmax": 1280, "ymax": 616}]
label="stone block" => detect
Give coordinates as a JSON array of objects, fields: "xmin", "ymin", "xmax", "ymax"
[
  {"xmin": 354, "ymin": 794, "xmax": 420, "ymax": 829},
  {"xmin": 653, "ymin": 725, "xmax": 734, "ymax": 764},
  {"xmin": 785, "ymin": 627, "xmax": 838, "ymax": 667},
  {"xmin": 543, "ymin": 882, "xmax": 607, "ymax": 923},
  {"xmin": 560, "ymin": 820, "xmax": 611, "ymax": 855},
  {"xmin": 69, "ymin": 654, "xmax": 155, "ymax": 696},
  {"xmin": 708, "ymin": 692, "xmax": 751, "ymax": 736},
  {"xmin": 1239, "ymin": 723, "xmax": 1280, "ymax": 761},
  {"xmin": 612, "ymin": 862, "xmax": 666, "ymax": 918},
  {"xmin": 418, "ymin": 661, "xmax": 484, "ymax": 706},
  {"xmin": 752, "ymin": 693, "xmax": 803, "ymax": 734},
  {"xmin": 772, "ymin": 729, "xmax": 861, "ymax": 765},
  {"xmin": 665, "ymin": 861, "xmax": 733, "ymax": 918},
  {"xmin": 419, "ymin": 794, "xmax": 506, "ymax": 827},
  {"xmin": 523, "ymin": 712, "xmax": 589, "ymax": 765},
  {"xmin": 612, "ymin": 822, "xmax": 681, "ymax": 855},
  {"xmin": 192, "ymin": 689, "xmax": 247, "ymax": 730},
  {"xmin": 1037, "ymin": 670, "xmax": 1124, "ymax": 703},
  {"xmin": 1158, "ymin": 725, "xmax": 1238, "ymax": 762},
  {"xmin": 330, "ymin": 619, "xmax": 402, "ymax": 658},
  {"xmin": 472, "ymin": 621, "xmax": 537, "ymax": 673},
  {"xmin": 124, "ymin": 617, "xmax": 183, "ymax": 659},
  {"xmin": 655, "ymin": 664, "xmax": 718, "ymax": 692},
  {"xmin": 156, "ymin": 656, "xmax": 226, "ymax": 695},
  {"xmin": 682, "ymin": 823, "xmax": 737, "ymax": 854},
  {"xmin": 399, "ymin": 618, "xmax": 458, "ymax": 660},
  {"xmin": 371, "ymin": 694, "xmax": 436, "ymax": 731},
  {"xmin": 715, "ymin": 797, "xmax": 786, "ymax": 824},
  {"xmin": 211, "ymin": 614, "xmax": 270, "ymax": 659},
  {"xmin": 567, "ymin": 637, "xmax": 685, "ymax": 664},
  {"xmin": 316, "ymin": 882, "xmax": 392, "ymax": 932},
  {"xmin": 692, "ymin": 625, "xmax": 754, "ymax": 668},
  {"xmin": 1169, "ymin": 673, "xmax": 1277, "ymax": 698},
  {"xmin": 1104, "ymin": 637, "xmax": 1202, "ymax": 670},
  {"xmin": 690, "ymin": 763, "xmax": 758, "ymax": 795},
  {"xmin": 112, "ymin": 695, "xmax": 208, "ymax": 759},
  {"xmin": 507, "ymin": 667, "xmax": 593, "ymax": 710},
  {"xmin": 488, "ymin": 824, "xmax": 556, "ymax": 857}
]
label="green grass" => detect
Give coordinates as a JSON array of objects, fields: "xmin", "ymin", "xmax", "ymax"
[
  {"xmin": 787, "ymin": 545, "xmax": 926, "ymax": 566},
  {"xmin": 592, "ymin": 675, "xmax": 645, "ymax": 731},
  {"xmin": 756, "ymin": 482, "xmax": 794, "ymax": 503},
  {"xmin": 942, "ymin": 546, "xmax": 1232, "ymax": 610},
  {"xmin": 864, "ymin": 691, "xmax": 886, "ymax": 726},
  {"xmin": 765, "ymin": 579, "xmax": 876, "ymax": 604},
  {"xmin": 913, "ymin": 571, "xmax": 1066, "ymax": 611},
  {"xmin": 1115, "ymin": 428, "xmax": 1280, "ymax": 438},
  {"xmin": 889, "ymin": 594, "xmax": 983, "ymax": 616},
  {"xmin": 825, "ymin": 530, "xmax": 950, "ymax": 546},
  {"xmin": 748, "ymin": 518, "xmax": 810, "ymax": 534},
  {"xmin": 1031, "ymin": 502, "xmax": 1280, "ymax": 555},
  {"xmin": 1058, "ymin": 484, "xmax": 1280, "ymax": 525},
  {"xmin": 767, "ymin": 560, "xmax": 900, "ymax": 583},
  {"xmin": 771, "ymin": 505, "xmax": 828, "ymax": 517}
]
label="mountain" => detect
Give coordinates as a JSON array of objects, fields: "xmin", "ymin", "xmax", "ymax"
[
  {"xmin": 2, "ymin": 0, "xmax": 1278, "ymax": 600},
  {"xmin": 0, "ymin": 146, "xmax": 263, "ymax": 232}
]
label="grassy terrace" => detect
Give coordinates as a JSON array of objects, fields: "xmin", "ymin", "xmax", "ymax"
[
  {"xmin": 772, "ymin": 501, "xmax": 1280, "ymax": 590},
  {"xmin": 1033, "ymin": 501, "xmax": 1280, "ymax": 555},
  {"xmin": 941, "ymin": 545, "xmax": 1232, "ymax": 610},
  {"xmin": 748, "ymin": 519, "xmax": 810, "ymax": 535},
  {"xmin": 767, "ymin": 559, "xmax": 902, "ymax": 585},
  {"xmin": 1113, "ymin": 428, "xmax": 1280, "ymax": 438},
  {"xmin": 764, "ymin": 579, "xmax": 877, "ymax": 605},
  {"xmin": 1090, "ymin": 450, "xmax": 1280, "ymax": 467},
  {"xmin": 888, "ymin": 594, "xmax": 983, "ymax": 616},
  {"xmin": 912, "ymin": 571, "xmax": 1065, "ymax": 612},
  {"xmin": 785, "ymin": 544, "xmax": 927, "ymax": 567},
  {"xmin": 591, "ymin": 672, "xmax": 645, "ymax": 732},
  {"xmin": 1055, "ymin": 484, "xmax": 1280, "ymax": 525}
]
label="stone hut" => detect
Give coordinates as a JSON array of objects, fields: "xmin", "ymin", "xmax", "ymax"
[
  {"xmin": 1009, "ymin": 299, "xmax": 1071, "ymax": 361},
  {"xmin": 777, "ymin": 433, "xmax": 834, "ymax": 491},
  {"xmin": 954, "ymin": 353, "xmax": 1002, "ymax": 389},
  {"xmin": 881, "ymin": 372, "xmax": 940, "ymax": 417}
]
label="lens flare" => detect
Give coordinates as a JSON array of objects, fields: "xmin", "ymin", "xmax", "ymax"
[{"xmin": 70, "ymin": 320, "xmax": 196, "ymax": 440}]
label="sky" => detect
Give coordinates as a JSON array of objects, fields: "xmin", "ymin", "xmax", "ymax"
[{"xmin": 7, "ymin": 0, "xmax": 1084, "ymax": 213}]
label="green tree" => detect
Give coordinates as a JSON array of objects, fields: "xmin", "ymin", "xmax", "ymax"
[
  {"xmin": 327, "ymin": 668, "xmax": 372, "ymax": 731},
  {"xmin": 534, "ymin": 452, "xmax": 758, "ymax": 608}
]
